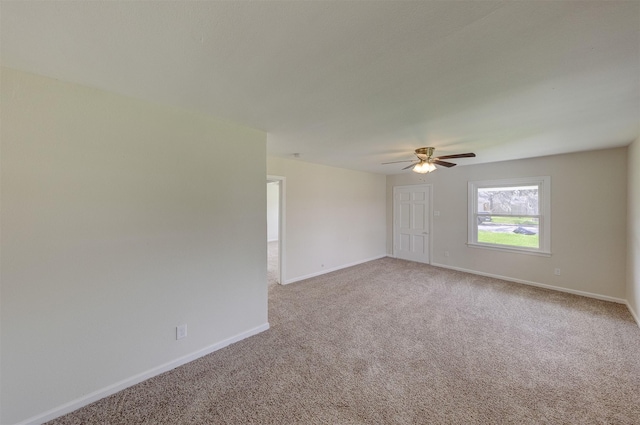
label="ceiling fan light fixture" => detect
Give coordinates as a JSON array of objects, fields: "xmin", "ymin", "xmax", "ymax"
[
  {"xmin": 381, "ymin": 147, "xmax": 475, "ymax": 172},
  {"xmin": 413, "ymin": 161, "xmax": 437, "ymax": 174}
]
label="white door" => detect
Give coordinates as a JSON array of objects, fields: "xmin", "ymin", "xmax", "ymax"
[{"xmin": 394, "ymin": 185, "xmax": 431, "ymax": 264}]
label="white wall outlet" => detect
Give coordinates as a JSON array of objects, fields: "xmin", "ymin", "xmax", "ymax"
[
  {"xmin": 554, "ymin": 268, "xmax": 561, "ymax": 276},
  {"xmin": 444, "ymin": 251, "xmax": 450, "ymax": 257},
  {"xmin": 176, "ymin": 324, "xmax": 187, "ymax": 340},
  {"xmin": 434, "ymin": 211, "xmax": 441, "ymax": 216}
]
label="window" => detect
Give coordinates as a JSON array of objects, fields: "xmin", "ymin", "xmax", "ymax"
[{"xmin": 468, "ymin": 177, "xmax": 550, "ymax": 255}]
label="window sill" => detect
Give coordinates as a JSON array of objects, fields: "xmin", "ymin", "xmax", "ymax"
[{"xmin": 466, "ymin": 242, "xmax": 552, "ymax": 257}]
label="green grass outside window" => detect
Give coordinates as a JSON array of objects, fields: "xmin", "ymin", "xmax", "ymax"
[{"xmin": 477, "ymin": 230, "xmax": 539, "ymax": 248}]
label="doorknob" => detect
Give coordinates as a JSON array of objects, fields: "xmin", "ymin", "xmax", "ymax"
[{"xmin": 422, "ymin": 232, "xmax": 429, "ymax": 235}]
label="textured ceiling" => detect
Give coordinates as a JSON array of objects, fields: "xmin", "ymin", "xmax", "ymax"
[{"xmin": 1, "ymin": 1, "xmax": 639, "ymax": 174}]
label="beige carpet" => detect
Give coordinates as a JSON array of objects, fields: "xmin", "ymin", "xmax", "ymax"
[
  {"xmin": 267, "ymin": 241, "xmax": 279, "ymax": 286},
  {"xmin": 47, "ymin": 258, "xmax": 640, "ymax": 424}
]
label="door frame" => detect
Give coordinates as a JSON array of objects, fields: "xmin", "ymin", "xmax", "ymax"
[
  {"xmin": 267, "ymin": 175, "xmax": 286, "ymax": 284},
  {"xmin": 392, "ymin": 184, "xmax": 433, "ymax": 264}
]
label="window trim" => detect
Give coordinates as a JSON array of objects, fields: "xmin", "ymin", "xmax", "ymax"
[{"xmin": 467, "ymin": 176, "xmax": 551, "ymax": 256}]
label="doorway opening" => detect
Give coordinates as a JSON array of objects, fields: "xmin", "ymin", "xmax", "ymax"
[{"xmin": 267, "ymin": 175, "xmax": 285, "ymax": 285}]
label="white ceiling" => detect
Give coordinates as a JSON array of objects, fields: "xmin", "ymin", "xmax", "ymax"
[{"xmin": 1, "ymin": 1, "xmax": 638, "ymax": 174}]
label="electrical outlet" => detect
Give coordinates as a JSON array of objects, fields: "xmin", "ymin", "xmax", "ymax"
[
  {"xmin": 444, "ymin": 251, "xmax": 450, "ymax": 257},
  {"xmin": 434, "ymin": 211, "xmax": 441, "ymax": 216},
  {"xmin": 554, "ymin": 268, "xmax": 561, "ymax": 276},
  {"xmin": 176, "ymin": 324, "xmax": 187, "ymax": 340}
]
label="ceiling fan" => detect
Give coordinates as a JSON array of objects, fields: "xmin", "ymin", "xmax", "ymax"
[{"xmin": 382, "ymin": 147, "xmax": 476, "ymax": 173}]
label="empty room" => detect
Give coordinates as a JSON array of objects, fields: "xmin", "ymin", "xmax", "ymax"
[{"xmin": 1, "ymin": 1, "xmax": 639, "ymax": 424}]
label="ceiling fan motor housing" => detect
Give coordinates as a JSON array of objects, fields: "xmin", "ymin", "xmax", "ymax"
[{"xmin": 415, "ymin": 147, "xmax": 434, "ymax": 159}]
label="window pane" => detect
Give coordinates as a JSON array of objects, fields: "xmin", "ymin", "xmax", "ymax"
[
  {"xmin": 477, "ymin": 216, "xmax": 539, "ymax": 248},
  {"xmin": 469, "ymin": 177, "xmax": 550, "ymax": 254},
  {"xmin": 478, "ymin": 186, "xmax": 538, "ymax": 215}
]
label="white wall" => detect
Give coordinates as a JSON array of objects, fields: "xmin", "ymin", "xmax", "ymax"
[
  {"xmin": 0, "ymin": 68, "xmax": 268, "ymax": 425},
  {"xmin": 267, "ymin": 156, "xmax": 386, "ymax": 283},
  {"xmin": 628, "ymin": 138, "xmax": 640, "ymax": 323},
  {"xmin": 267, "ymin": 182, "xmax": 279, "ymax": 242},
  {"xmin": 387, "ymin": 148, "xmax": 628, "ymax": 301}
]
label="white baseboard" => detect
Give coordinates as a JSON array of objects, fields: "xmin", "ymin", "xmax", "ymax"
[
  {"xmin": 16, "ymin": 323, "xmax": 270, "ymax": 425},
  {"xmin": 626, "ymin": 301, "xmax": 640, "ymax": 328},
  {"xmin": 430, "ymin": 262, "xmax": 627, "ymax": 305},
  {"xmin": 283, "ymin": 254, "xmax": 387, "ymax": 285}
]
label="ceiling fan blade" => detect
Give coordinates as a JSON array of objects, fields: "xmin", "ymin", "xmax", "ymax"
[
  {"xmin": 381, "ymin": 159, "xmax": 417, "ymax": 164},
  {"xmin": 433, "ymin": 160, "xmax": 456, "ymax": 168},
  {"xmin": 402, "ymin": 162, "xmax": 419, "ymax": 170},
  {"xmin": 434, "ymin": 153, "xmax": 476, "ymax": 160}
]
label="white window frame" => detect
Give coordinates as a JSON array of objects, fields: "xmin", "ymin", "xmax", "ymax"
[{"xmin": 468, "ymin": 176, "xmax": 551, "ymax": 256}]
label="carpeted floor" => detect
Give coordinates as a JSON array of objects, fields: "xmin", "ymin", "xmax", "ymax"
[
  {"xmin": 267, "ymin": 241, "xmax": 279, "ymax": 286},
  {"xmin": 47, "ymin": 257, "xmax": 640, "ymax": 424}
]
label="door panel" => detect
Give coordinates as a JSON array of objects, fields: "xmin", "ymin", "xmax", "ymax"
[
  {"xmin": 414, "ymin": 204, "xmax": 425, "ymax": 229},
  {"xmin": 400, "ymin": 204, "xmax": 411, "ymax": 228},
  {"xmin": 394, "ymin": 185, "xmax": 430, "ymax": 264}
]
